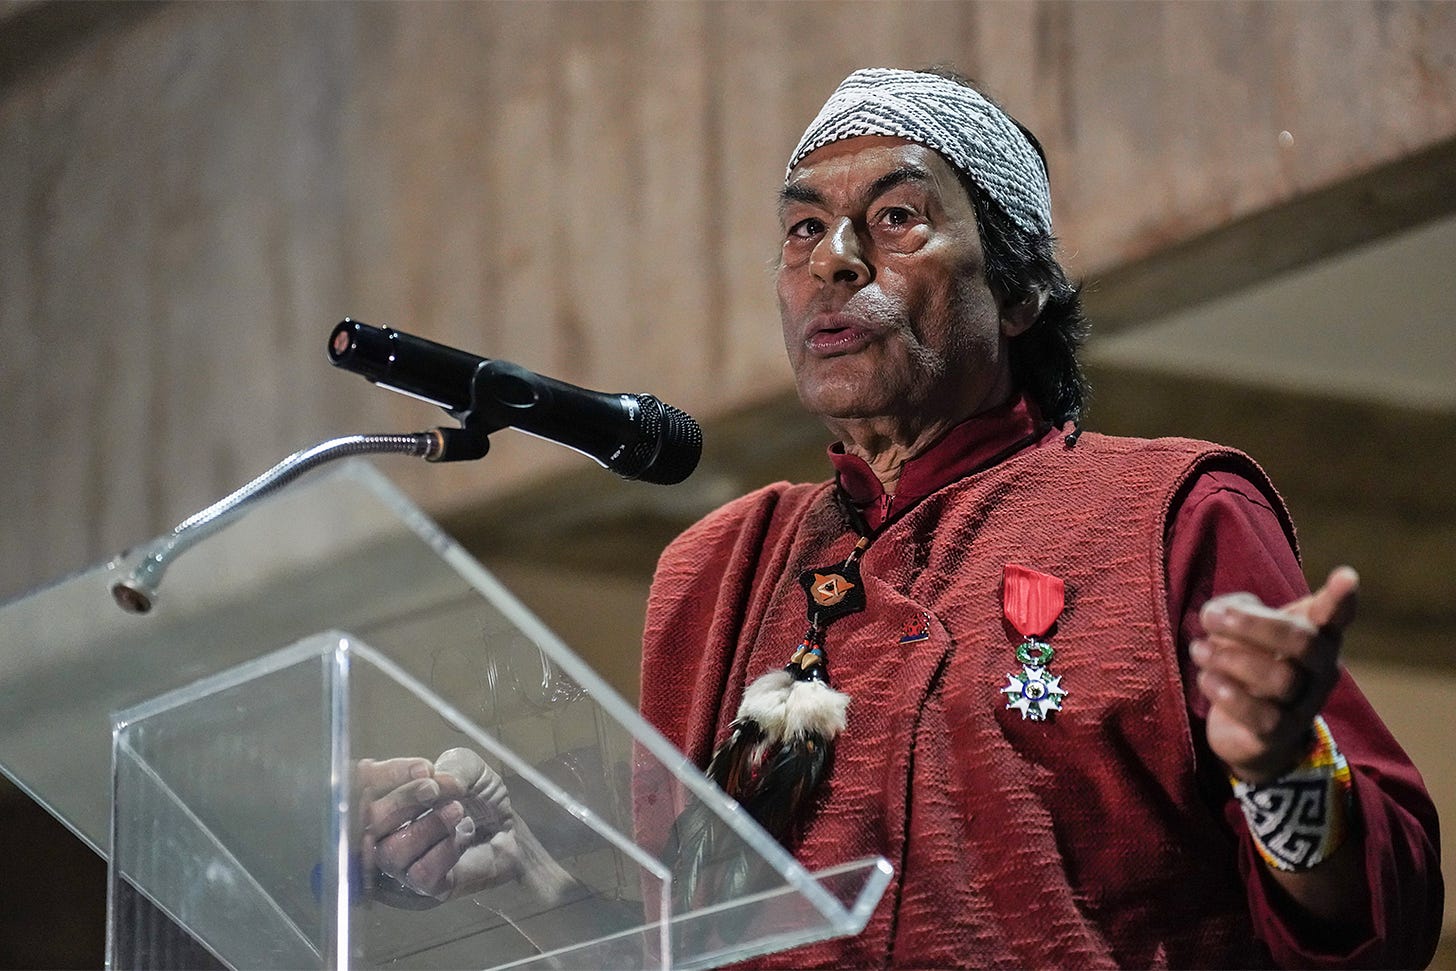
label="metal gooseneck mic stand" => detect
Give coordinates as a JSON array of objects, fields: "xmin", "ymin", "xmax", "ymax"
[{"xmin": 109, "ymin": 431, "xmax": 447, "ymax": 614}]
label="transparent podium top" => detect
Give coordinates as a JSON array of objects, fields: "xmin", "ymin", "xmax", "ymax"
[
  {"xmin": 0, "ymin": 461, "xmax": 521, "ymax": 854},
  {"xmin": 0, "ymin": 461, "xmax": 888, "ymax": 969}
]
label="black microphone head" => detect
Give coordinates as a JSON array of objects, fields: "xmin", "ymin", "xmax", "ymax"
[{"xmin": 618, "ymin": 395, "xmax": 702, "ymax": 485}]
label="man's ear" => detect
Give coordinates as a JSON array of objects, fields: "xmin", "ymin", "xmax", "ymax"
[{"xmin": 999, "ymin": 288, "xmax": 1044, "ymax": 338}]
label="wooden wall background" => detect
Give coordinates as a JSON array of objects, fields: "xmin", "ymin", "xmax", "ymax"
[
  {"xmin": 2, "ymin": 1, "xmax": 1454, "ymax": 599},
  {"xmin": 1, "ymin": 2, "xmax": 1454, "ymax": 966}
]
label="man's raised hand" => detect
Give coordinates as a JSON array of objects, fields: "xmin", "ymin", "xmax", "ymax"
[{"xmin": 1191, "ymin": 566, "xmax": 1359, "ymax": 783}]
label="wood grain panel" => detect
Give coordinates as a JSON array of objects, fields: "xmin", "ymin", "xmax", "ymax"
[{"xmin": 1, "ymin": 0, "xmax": 1454, "ymax": 598}]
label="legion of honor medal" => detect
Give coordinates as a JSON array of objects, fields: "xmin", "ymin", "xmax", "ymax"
[{"xmin": 1000, "ymin": 563, "xmax": 1068, "ymax": 721}]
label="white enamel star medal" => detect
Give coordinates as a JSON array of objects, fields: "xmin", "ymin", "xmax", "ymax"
[
  {"xmin": 1000, "ymin": 564, "xmax": 1068, "ymax": 721},
  {"xmin": 1001, "ymin": 638, "xmax": 1068, "ymax": 721}
]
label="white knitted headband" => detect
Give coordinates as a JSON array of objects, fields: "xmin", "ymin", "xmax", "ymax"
[{"xmin": 787, "ymin": 68, "xmax": 1053, "ymax": 238}]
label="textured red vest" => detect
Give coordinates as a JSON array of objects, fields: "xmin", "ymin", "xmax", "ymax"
[{"xmin": 641, "ymin": 433, "xmax": 1295, "ymax": 969}]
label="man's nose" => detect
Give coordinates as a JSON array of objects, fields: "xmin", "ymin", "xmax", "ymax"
[{"xmin": 809, "ymin": 217, "xmax": 870, "ymax": 287}]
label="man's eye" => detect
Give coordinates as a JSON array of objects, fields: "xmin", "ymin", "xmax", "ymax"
[
  {"xmin": 788, "ymin": 218, "xmax": 825, "ymax": 239},
  {"xmin": 880, "ymin": 207, "xmax": 913, "ymax": 227}
]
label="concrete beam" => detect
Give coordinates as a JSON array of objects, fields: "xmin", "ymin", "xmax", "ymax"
[{"xmin": 1085, "ymin": 136, "xmax": 1456, "ymax": 334}]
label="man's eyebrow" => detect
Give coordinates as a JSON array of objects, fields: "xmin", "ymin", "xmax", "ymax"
[
  {"xmin": 778, "ymin": 182, "xmax": 825, "ymax": 215},
  {"xmin": 777, "ymin": 165, "xmax": 935, "ymax": 217},
  {"xmin": 863, "ymin": 165, "xmax": 934, "ymax": 205}
]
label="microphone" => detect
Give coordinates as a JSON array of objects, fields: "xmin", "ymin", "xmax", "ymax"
[{"xmin": 327, "ymin": 319, "xmax": 702, "ymax": 485}]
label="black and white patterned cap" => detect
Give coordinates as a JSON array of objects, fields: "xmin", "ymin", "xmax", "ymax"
[{"xmin": 787, "ymin": 68, "xmax": 1053, "ymax": 238}]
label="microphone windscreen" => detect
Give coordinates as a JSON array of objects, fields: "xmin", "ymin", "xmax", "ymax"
[{"xmin": 630, "ymin": 397, "xmax": 703, "ymax": 485}]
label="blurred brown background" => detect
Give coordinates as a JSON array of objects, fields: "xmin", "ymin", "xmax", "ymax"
[{"xmin": 1, "ymin": 1, "xmax": 1452, "ymax": 966}]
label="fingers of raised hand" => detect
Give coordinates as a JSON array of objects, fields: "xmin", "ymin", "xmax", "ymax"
[
  {"xmin": 364, "ymin": 777, "xmax": 445, "ymax": 837},
  {"xmin": 375, "ymin": 800, "xmax": 470, "ymax": 899},
  {"xmin": 435, "ymin": 747, "xmax": 493, "ymax": 793},
  {"xmin": 355, "ymin": 757, "xmax": 432, "ymax": 796},
  {"xmin": 1196, "ymin": 652, "xmax": 1325, "ymax": 782},
  {"xmin": 434, "ymin": 747, "xmax": 514, "ymax": 829},
  {"xmin": 1196, "ymin": 665, "xmax": 1304, "ymax": 737},
  {"xmin": 1196, "ymin": 593, "xmax": 1340, "ymax": 709},
  {"xmin": 1192, "ymin": 639, "xmax": 1313, "ymax": 710},
  {"xmin": 1200, "ymin": 594, "xmax": 1321, "ymax": 664}
]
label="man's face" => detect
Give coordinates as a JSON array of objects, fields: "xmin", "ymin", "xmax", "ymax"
[{"xmin": 776, "ymin": 136, "xmax": 1025, "ymax": 429}]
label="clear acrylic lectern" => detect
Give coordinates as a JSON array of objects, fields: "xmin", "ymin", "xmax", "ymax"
[{"xmin": 0, "ymin": 461, "xmax": 889, "ymax": 969}]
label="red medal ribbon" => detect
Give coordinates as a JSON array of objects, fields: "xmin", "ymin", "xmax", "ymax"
[{"xmin": 1003, "ymin": 564, "xmax": 1065, "ymax": 639}]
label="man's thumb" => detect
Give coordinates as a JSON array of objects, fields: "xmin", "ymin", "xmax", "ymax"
[{"xmin": 1306, "ymin": 565, "xmax": 1360, "ymax": 633}]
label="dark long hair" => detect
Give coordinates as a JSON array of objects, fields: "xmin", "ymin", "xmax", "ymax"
[{"xmin": 926, "ymin": 67, "xmax": 1090, "ymax": 426}]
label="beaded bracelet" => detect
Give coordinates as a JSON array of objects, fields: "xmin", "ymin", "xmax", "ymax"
[{"xmin": 1230, "ymin": 715, "xmax": 1352, "ymax": 872}]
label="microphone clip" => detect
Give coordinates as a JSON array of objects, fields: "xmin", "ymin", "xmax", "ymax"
[{"xmin": 423, "ymin": 359, "xmax": 538, "ymax": 463}]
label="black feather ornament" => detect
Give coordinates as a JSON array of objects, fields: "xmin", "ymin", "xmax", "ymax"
[
  {"xmin": 662, "ymin": 792, "xmax": 754, "ymax": 912},
  {"xmin": 664, "ymin": 653, "xmax": 848, "ymax": 952},
  {"xmin": 739, "ymin": 651, "xmax": 845, "ymax": 843},
  {"xmin": 664, "ymin": 535, "xmax": 866, "ymax": 944}
]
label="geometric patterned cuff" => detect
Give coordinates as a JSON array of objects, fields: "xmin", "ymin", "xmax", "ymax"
[{"xmin": 1231, "ymin": 715, "xmax": 1353, "ymax": 872}]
